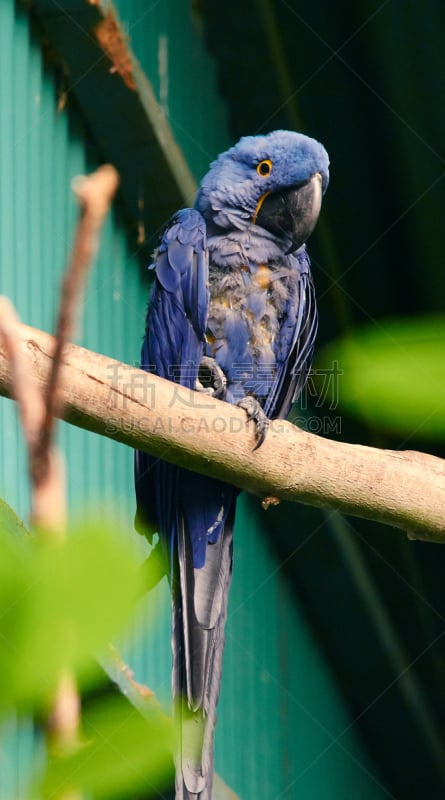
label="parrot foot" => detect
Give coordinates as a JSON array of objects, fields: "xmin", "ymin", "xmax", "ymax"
[
  {"xmin": 237, "ymin": 396, "xmax": 269, "ymax": 450},
  {"xmin": 195, "ymin": 356, "xmax": 227, "ymax": 400}
]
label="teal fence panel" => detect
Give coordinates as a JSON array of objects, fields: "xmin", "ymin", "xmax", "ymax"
[
  {"xmin": 218, "ymin": 495, "xmax": 388, "ymax": 799},
  {"xmin": 111, "ymin": 0, "xmax": 231, "ymax": 182},
  {"xmin": 0, "ymin": 1, "xmax": 388, "ymax": 797}
]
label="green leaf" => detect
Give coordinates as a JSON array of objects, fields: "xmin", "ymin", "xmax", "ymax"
[
  {"xmin": 40, "ymin": 694, "xmax": 173, "ymax": 799},
  {"xmin": 0, "ymin": 521, "xmax": 144, "ymax": 711},
  {"xmin": 317, "ymin": 314, "xmax": 445, "ymax": 440},
  {"xmin": 0, "ymin": 527, "xmax": 35, "ymax": 712},
  {"xmin": 0, "ymin": 496, "xmax": 30, "ymax": 541}
]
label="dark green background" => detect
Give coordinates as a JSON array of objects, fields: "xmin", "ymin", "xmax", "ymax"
[{"xmin": 1, "ymin": 1, "xmax": 445, "ymax": 797}]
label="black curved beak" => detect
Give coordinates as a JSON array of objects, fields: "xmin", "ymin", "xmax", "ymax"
[{"xmin": 254, "ymin": 172, "xmax": 323, "ymax": 254}]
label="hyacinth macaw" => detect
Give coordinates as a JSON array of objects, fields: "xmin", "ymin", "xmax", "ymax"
[{"xmin": 134, "ymin": 130, "xmax": 329, "ymax": 799}]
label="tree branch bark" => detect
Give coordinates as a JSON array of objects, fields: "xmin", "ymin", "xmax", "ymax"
[{"xmin": 1, "ymin": 321, "xmax": 444, "ymax": 543}]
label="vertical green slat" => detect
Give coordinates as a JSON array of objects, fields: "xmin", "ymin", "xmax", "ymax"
[
  {"xmin": 39, "ymin": 47, "xmax": 55, "ymax": 329},
  {"xmin": 28, "ymin": 21, "xmax": 43, "ymax": 332},
  {"xmin": 13, "ymin": 5, "xmax": 29, "ymax": 323},
  {"xmin": 0, "ymin": 0, "xmax": 14, "ymax": 299},
  {"xmin": 0, "ymin": 0, "xmax": 18, "ymax": 528}
]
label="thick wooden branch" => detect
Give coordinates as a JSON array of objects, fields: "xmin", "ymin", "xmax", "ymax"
[{"xmin": 1, "ymin": 322, "xmax": 445, "ymax": 543}]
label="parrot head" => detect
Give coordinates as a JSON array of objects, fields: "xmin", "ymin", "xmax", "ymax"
[{"xmin": 195, "ymin": 129, "xmax": 329, "ymax": 253}]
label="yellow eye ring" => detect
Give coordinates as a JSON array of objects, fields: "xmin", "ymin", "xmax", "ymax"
[{"xmin": 256, "ymin": 159, "xmax": 272, "ymax": 177}]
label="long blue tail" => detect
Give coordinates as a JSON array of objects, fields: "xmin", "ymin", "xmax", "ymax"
[
  {"xmin": 135, "ymin": 451, "xmax": 237, "ymax": 798},
  {"xmin": 172, "ymin": 505, "xmax": 234, "ymax": 798}
]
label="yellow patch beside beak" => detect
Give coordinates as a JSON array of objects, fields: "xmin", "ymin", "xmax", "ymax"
[{"xmin": 252, "ymin": 191, "xmax": 271, "ymax": 225}]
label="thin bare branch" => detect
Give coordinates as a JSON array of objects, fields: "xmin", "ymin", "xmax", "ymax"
[
  {"xmin": 36, "ymin": 165, "xmax": 119, "ymax": 483},
  {"xmin": 30, "ymin": 166, "xmax": 118, "ymax": 786},
  {"xmin": 46, "ymin": 671, "xmax": 81, "ymax": 752},
  {"xmin": 0, "ymin": 167, "xmax": 118, "ymax": 799},
  {"xmin": 0, "ymin": 297, "xmax": 44, "ymax": 447},
  {"xmin": 102, "ymin": 644, "xmax": 166, "ymax": 717},
  {"xmin": 0, "ymin": 297, "xmax": 65, "ymax": 533}
]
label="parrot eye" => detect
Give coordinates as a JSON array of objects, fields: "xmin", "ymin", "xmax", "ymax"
[{"xmin": 256, "ymin": 159, "xmax": 272, "ymax": 177}]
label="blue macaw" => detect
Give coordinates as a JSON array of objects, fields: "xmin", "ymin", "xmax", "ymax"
[{"xmin": 135, "ymin": 130, "xmax": 329, "ymax": 799}]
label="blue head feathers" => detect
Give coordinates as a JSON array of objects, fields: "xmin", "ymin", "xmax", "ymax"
[{"xmin": 195, "ymin": 130, "xmax": 329, "ymax": 235}]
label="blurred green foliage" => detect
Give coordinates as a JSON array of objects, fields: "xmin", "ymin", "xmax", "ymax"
[
  {"xmin": 41, "ymin": 693, "xmax": 173, "ymax": 799},
  {"xmin": 0, "ymin": 502, "xmax": 173, "ymax": 798},
  {"xmin": 318, "ymin": 314, "xmax": 445, "ymax": 440}
]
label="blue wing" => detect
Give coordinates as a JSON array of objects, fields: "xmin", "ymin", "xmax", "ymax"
[
  {"xmin": 144, "ymin": 208, "xmax": 209, "ymax": 385},
  {"xmin": 264, "ymin": 248, "xmax": 318, "ymax": 420},
  {"xmin": 134, "ymin": 209, "xmax": 206, "ymax": 551},
  {"xmin": 134, "ymin": 208, "xmax": 219, "ymax": 567}
]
